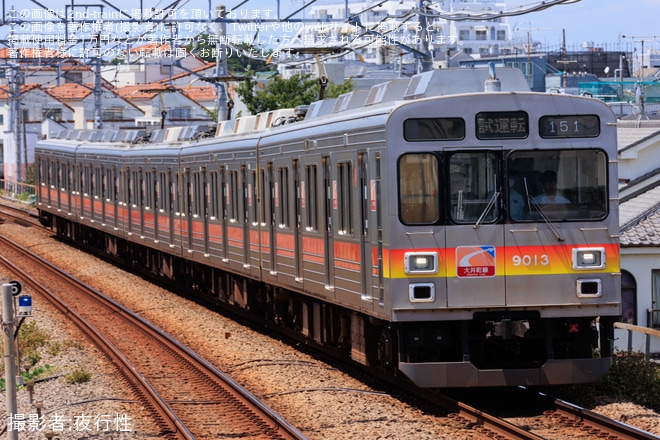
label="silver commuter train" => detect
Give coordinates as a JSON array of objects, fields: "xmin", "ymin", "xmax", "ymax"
[{"xmin": 35, "ymin": 67, "xmax": 621, "ymax": 388}]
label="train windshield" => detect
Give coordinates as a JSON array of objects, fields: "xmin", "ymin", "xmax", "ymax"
[
  {"xmin": 398, "ymin": 149, "xmax": 608, "ymax": 225},
  {"xmin": 448, "ymin": 152, "xmax": 499, "ymax": 224},
  {"xmin": 398, "ymin": 153, "xmax": 440, "ymax": 225},
  {"xmin": 507, "ymin": 149, "xmax": 608, "ymax": 221}
]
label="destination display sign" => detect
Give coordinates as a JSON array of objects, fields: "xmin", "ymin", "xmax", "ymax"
[
  {"xmin": 475, "ymin": 111, "xmax": 528, "ymax": 139},
  {"xmin": 539, "ymin": 115, "xmax": 600, "ymax": 138}
]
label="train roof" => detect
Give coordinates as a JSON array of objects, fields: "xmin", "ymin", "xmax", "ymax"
[{"xmin": 39, "ymin": 67, "xmax": 534, "ymax": 149}]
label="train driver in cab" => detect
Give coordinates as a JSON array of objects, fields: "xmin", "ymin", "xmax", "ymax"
[{"xmin": 533, "ymin": 170, "xmax": 569, "ymax": 204}]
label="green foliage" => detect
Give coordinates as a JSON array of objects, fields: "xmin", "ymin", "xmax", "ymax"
[
  {"xmin": 21, "ymin": 365, "xmax": 52, "ymax": 382},
  {"xmin": 326, "ymin": 78, "xmax": 355, "ymax": 98},
  {"xmin": 549, "ymin": 353, "xmax": 660, "ymax": 411},
  {"xmin": 0, "ymin": 321, "xmax": 53, "ymax": 381},
  {"xmin": 235, "ymin": 73, "xmax": 354, "ymax": 115},
  {"xmin": 17, "ymin": 321, "xmax": 50, "ymax": 371},
  {"xmin": 65, "ymin": 368, "xmax": 92, "ymax": 384},
  {"xmin": 48, "ymin": 341, "xmax": 62, "ymax": 356},
  {"xmin": 183, "ymin": 35, "xmax": 273, "ymax": 75}
]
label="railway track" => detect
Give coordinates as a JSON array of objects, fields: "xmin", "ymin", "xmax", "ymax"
[
  {"xmin": 1, "ymin": 202, "xmax": 658, "ymax": 439},
  {"xmin": 0, "ymin": 229, "xmax": 306, "ymax": 440},
  {"xmin": 448, "ymin": 386, "xmax": 660, "ymax": 440}
]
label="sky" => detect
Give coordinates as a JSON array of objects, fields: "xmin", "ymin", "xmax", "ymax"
[{"xmin": 5, "ymin": 0, "xmax": 660, "ymax": 54}]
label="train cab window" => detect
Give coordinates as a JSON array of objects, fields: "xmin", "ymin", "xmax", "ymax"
[
  {"xmin": 507, "ymin": 149, "xmax": 607, "ymax": 221},
  {"xmin": 398, "ymin": 153, "xmax": 439, "ymax": 225},
  {"xmin": 449, "ymin": 152, "xmax": 499, "ymax": 224}
]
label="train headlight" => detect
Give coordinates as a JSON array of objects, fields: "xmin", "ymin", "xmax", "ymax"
[
  {"xmin": 404, "ymin": 252, "xmax": 438, "ymax": 274},
  {"xmin": 572, "ymin": 247, "xmax": 605, "ymax": 270}
]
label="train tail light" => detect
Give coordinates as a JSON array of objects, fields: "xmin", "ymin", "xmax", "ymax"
[
  {"xmin": 576, "ymin": 278, "xmax": 602, "ymax": 297},
  {"xmin": 409, "ymin": 283, "xmax": 435, "ymax": 302}
]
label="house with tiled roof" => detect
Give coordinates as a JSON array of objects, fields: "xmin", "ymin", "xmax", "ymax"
[
  {"xmin": 0, "ymin": 83, "xmax": 68, "ymax": 179},
  {"xmin": 116, "ymin": 83, "xmax": 214, "ymax": 126},
  {"xmin": 616, "ymin": 119, "xmax": 660, "ymax": 354},
  {"xmin": 44, "ymin": 83, "xmax": 143, "ymax": 129},
  {"xmin": 101, "ymin": 43, "xmax": 211, "ymax": 88},
  {"xmin": 0, "ymin": 48, "xmax": 96, "ymax": 87}
]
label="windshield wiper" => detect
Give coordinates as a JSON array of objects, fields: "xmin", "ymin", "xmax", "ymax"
[
  {"xmin": 474, "ymin": 191, "xmax": 499, "ymax": 229},
  {"xmin": 523, "ymin": 178, "xmax": 564, "ymax": 242}
]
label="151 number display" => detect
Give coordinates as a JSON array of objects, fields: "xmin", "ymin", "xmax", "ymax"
[{"xmin": 539, "ymin": 115, "xmax": 600, "ymax": 138}]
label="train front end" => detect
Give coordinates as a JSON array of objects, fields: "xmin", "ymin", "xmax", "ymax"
[{"xmin": 385, "ymin": 91, "xmax": 620, "ymax": 388}]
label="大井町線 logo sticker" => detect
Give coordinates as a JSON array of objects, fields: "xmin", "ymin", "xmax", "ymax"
[{"xmin": 456, "ymin": 245, "xmax": 496, "ymax": 277}]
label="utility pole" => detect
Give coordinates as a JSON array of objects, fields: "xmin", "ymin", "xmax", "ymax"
[
  {"xmin": 557, "ymin": 29, "xmax": 577, "ymax": 89},
  {"xmin": 93, "ymin": 33, "xmax": 104, "ymax": 129},
  {"xmin": 8, "ymin": 6, "xmax": 24, "ymax": 185},
  {"xmin": 417, "ymin": 0, "xmax": 434, "ymax": 73},
  {"xmin": 621, "ymin": 35, "xmax": 659, "ymax": 118},
  {"xmin": 2, "ymin": 283, "xmax": 18, "ymax": 440},
  {"xmin": 215, "ymin": 5, "xmax": 229, "ymax": 122}
]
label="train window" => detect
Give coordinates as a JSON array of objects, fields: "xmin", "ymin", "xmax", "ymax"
[
  {"xmin": 192, "ymin": 172, "xmax": 201, "ymax": 217},
  {"xmin": 259, "ymin": 168, "xmax": 266, "ymax": 226},
  {"xmin": 507, "ymin": 149, "xmax": 607, "ymax": 221},
  {"xmin": 117, "ymin": 170, "xmax": 121, "ymax": 203},
  {"xmin": 82, "ymin": 165, "xmax": 90, "ymax": 196},
  {"xmin": 105, "ymin": 169, "xmax": 111, "ymax": 200},
  {"xmin": 94, "ymin": 168, "xmax": 102, "ymax": 199},
  {"xmin": 209, "ymin": 171, "xmax": 219, "ymax": 218},
  {"xmin": 66, "ymin": 163, "xmax": 72, "ymax": 192},
  {"xmin": 229, "ymin": 170, "xmax": 239, "ymax": 222},
  {"xmin": 337, "ymin": 161, "xmax": 353, "ymax": 235},
  {"xmin": 171, "ymin": 171, "xmax": 179, "ymax": 212},
  {"xmin": 278, "ymin": 167, "xmax": 290, "ymax": 228},
  {"xmin": 404, "ymin": 118, "xmax": 465, "ymax": 141},
  {"xmin": 145, "ymin": 171, "xmax": 153, "ymax": 210},
  {"xmin": 250, "ymin": 170, "xmax": 258, "ymax": 225},
  {"xmin": 476, "ymin": 111, "xmax": 528, "ymax": 139},
  {"xmin": 50, "ymin": 162, "xmax": 57, "ymax": 188},
  {"xmin": 449, "ymin": 152, "xmax": 499, "ymax": 224},
  {"xmin": 136, "ymin": 171, "xmax": 140, "ymax": 206},
  {"xmin": 398, "ymin": 153, "xmax": 439, "ymax": 225},
  {"xmin": 305, "ymin": 164, "xmax": 318, "ymax": 231}
]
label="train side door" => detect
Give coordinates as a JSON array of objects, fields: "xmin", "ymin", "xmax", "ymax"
[
  {"xmin": 184, "ymin": 168, "xmax": 193, "ymax": 251},
  {"xmin": 331, "ymin": 151, "xmax": 369, "ymax": 307},
  {"xmin": 323, "ymin": 156, "xmax": 334, "ymax": 289},
  {"xmin": 268, "ymin": 162, "xmax": 276, "ymax": 273},
  {"xmin": 293, "ymin": 159, "xmax": 303, "ymax": 280},
  {"xmin": 139, "ymin": 168, "xmax": 145, "ymax": 238},
  {"xmin": 359, "ymin": 152, "xmax": 375, "ymax": 302},
  {"xmin": 167, "ymin": 168, "xmax": 176, "ymax": 247},
  {"xmin": 202, "ymin": 166, "xmax": 210, "ymax": 257},
  {"xmin": 220, "ymin": 166, "xmax": 229, "ymax": 262},
  {"xmin": 241, "ymin": 165, "xmax": 249, "ymax": 268},
  {"xmin": 445, "ymin": 150, "xmax": 505, "ymax": 307}
]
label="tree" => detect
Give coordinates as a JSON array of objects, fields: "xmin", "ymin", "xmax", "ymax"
[
  {"xmin": 184, "ymin": 35, "xmax": 272, "ymax": 75},
  {"xmin": 235, "ymin": 73, "xmax": 354, "ymax": 115}
]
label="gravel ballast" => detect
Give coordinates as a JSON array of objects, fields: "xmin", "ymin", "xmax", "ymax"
[{"xmin": 0, "ymin": 208, "xmax": 658, "ymax": 439}]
